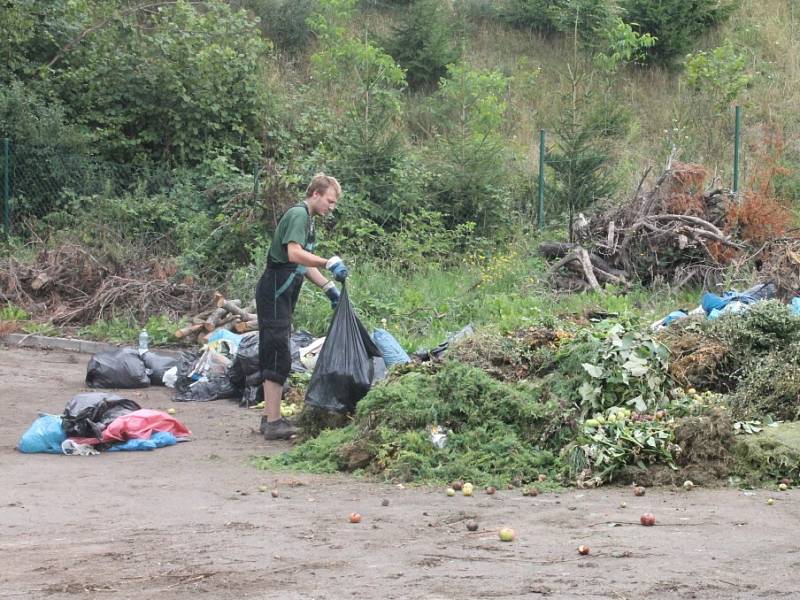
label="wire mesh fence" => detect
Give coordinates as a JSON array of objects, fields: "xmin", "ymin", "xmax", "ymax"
[{"xmin": 2, "ymin": 139, "xmax": 175, "ymax": 235}]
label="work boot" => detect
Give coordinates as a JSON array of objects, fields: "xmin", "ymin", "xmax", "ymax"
[{"xmin": 262, "ymin": 417, "xmax": 298, "ymax": 440}]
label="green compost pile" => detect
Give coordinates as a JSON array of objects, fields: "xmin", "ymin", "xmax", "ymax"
[
  {"xmin": 257, "ymin": 300, "xmax": 800, "ymax": 487},
  {"xmin": 259, "ymin": 320, "xmax": 686, "ymax": 487}
]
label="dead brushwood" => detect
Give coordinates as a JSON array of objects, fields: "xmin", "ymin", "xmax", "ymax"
[{"xmin": 0, "ymin": 243, "xmax": 211, "ymax": 324}]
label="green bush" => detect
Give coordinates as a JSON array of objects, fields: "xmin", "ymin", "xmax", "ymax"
[
  {"xmin": 383, "ymin": 0, "xmax": 461, "ymax": 90},
  {"xmin": 497, "ymin": 0, "xmax": 616, "ymax": 45},
  {"xmin": 249, "ymin": 0, "xmax": 319, "ymax": 54},
  {"xmin": 620, "ymin": 0, "xmax": 737, "ymax": 66}
]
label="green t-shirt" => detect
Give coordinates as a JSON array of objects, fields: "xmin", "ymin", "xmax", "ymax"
[{"xmin": 267, "ymin": 202, "xmax": 316, "ymax": 265}]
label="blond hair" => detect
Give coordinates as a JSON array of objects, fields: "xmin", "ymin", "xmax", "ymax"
[{"xmin": 305, "ymin": 173, "xmax": 341, "ymax": 199}]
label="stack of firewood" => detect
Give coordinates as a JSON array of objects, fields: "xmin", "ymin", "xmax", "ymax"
[{"xmin": 174, "ymin": 292, "xmax": 258, "ymax": 345}]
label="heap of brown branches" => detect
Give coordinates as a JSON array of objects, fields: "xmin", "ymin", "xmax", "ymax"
[
  {"xmin": 540, "ymin": 160, "xmax": 773, "ymax": 292},
  {"xmin": 0, "ymin": 243, "xmax": 212, "ymax": 324}
]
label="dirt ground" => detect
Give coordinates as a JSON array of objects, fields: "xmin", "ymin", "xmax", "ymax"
[{"xmin": 2, "ymin": 346, "xmax": 800, "ymax": 600}]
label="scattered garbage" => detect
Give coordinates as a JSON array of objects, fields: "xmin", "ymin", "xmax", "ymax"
[
  {"xmin": 86, "ymin": 348, "xmax": 151, "ymax": 388},
  {"xmin": 299, "ymin": 337, "xmax": 326, "ymax": 371},
  {"xmin": 413, "ymin": 323, "xmax": 475, "ymax": 361},
  {"xmin": 305, "ymin": 285, "xmax": 383, "ymax": 413},
  {"xmin": 429, "ymin": 425, "xmax": 448, "ymax": 449},
  {"xmin": 61, "ymin": 439, "xmax": 100, "ymax": 456},
  {"xmin": 18, "ymin": 397, "xmax": 190, "ymax": 455}
]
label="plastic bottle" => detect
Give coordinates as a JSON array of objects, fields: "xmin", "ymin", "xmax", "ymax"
[{"xmin": 138, "ymin": 329, "xmax": 150, "ymax": 355}]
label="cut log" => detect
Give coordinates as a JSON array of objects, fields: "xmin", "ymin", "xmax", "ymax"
[
  {"xmin": 175, "ymin": 322, "xmax": 205, "ymax": 339},
  {"xmin": 219, "ymin": 299, "xmax": 251, "ymax": 320},
  {"xmin": 204, "ymin": 306, "xmax": 229, "ymax": 332},
  {"xmin": 234, "ymin": 319, "xmax": 258, "ymax": 333}
]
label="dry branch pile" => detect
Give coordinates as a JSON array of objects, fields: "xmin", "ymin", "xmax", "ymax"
[
  {"xmin": 541, "ymin": 161, "xmax": 752, "ymax": 291},
  {"xmin": 174, "ymin": 292, "xmax": 258, "ymax": 345},
  {"xmin": 0, "ymin": 243, "xmax": 211, "ymax": 324}
]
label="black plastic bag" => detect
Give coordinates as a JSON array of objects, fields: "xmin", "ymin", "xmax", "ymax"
[
  {"xmin": 142, "ymin": 351, "xmax": 178, "ymax": 385},
  {"xmin": 228, "ymin": 332, "xmax": 261, "ymax": 389},
  {"xmin": 305, "ymin": 285, "xmax": 382, "ymax": 413},
  {"xmin": 62, "ymin": 392, "xmax": 141, "ymax": 438},
  {"xmin": 229, "ymin": 330, "xmax": 316, "ymax": 390},
  {"xmin": 86, "ymin": 348, "xmax": 150, "ymax": 388}
]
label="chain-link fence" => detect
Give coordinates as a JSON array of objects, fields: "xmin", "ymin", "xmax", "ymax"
[{"xmin": 2, "ymin": 139, "xmax": 174, "ymax": 235}]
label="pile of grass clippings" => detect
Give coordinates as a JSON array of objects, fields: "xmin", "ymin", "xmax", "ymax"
[{"xmin": 258, "ymin": 360, "xmax": 574, "ymax": 487}]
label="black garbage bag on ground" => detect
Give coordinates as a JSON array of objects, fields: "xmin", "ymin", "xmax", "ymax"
[
  {"xmin": 86, "ymin": 348, "xmax": 150, "ymax": 388},
  {"xmin": 229, "ymin": 330, "xmax": 316, "ymax": 391},
  {"xmin": 228, "ymin": 332, "xmax": 261, "ymax": 389},
  {"xmin": 142, "ymin": 351, "xmax": 178, "ymax": 386},
  {"xmin": 62, "ymin": 392, "xmax": 142, "ymax": 438},
  {"xmin": 173, "ymin": 351, "xmax": 237, "ymax": 402},
  {"xmin": 305, "ymin": 285, "xmax": 382, "ymax": 413}
]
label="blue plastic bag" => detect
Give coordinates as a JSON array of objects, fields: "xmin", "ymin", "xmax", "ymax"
[
  {"xmin": 17, "ymin": 415, "xmax": 67, "ymax": 454},
  {"xmin": 372, "ymin": 328, "xmax": 411, "ymax": 367},
  {"xmin": 107, "ymin": 431, "xmax": 177, "ymax": 452}
]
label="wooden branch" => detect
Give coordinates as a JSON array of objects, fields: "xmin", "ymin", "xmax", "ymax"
[
  {"xmin": 576, "ymin": 247, "xmax": 602, "ymax": 292},
  {"xmin": 644, "ymin": 214, "xmax": 724, "ymax": 237},
  {"xmin": 538, "ymin": 241, "xmax": 576, "ymax": 259}
]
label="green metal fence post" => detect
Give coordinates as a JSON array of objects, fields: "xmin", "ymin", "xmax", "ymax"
[
  {"xmin": 253, "ymin": 162, "xmax": 261, "ymax": 205},
  {"xmin": 3, "ymin": 138, "xmax": 9, "ymax": 238},
  {"xmin": 538, "ymin": 129, "xmax": 545, "ymax": 229},
  {"xmin": 733, "ymin": 105, "xmax": 741, "ymax": 195}
]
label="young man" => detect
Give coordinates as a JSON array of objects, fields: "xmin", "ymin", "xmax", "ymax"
[{"xmin": 256, "ymin": 173, "xmax": 348, "ymax": 440}]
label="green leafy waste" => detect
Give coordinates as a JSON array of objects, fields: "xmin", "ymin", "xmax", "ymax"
[{"xmin": 255, "ymin": 361, "xmax": 571, "ymax": 487}]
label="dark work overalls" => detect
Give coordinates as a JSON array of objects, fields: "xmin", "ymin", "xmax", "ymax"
[{"xmin": 255, "ymin": 202, "xmax": 315, "ymax": 386}]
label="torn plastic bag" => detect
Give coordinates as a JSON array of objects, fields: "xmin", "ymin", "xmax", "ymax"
[
  {"xmin": 240, "ymin": 384, "xmax": 264, "ymax": 408},
  {"xmin": 305, "ymin": 285, "xmax": 383, "ymax": 413},
  {"xmin": 86, "ymin": 347, "xmax": 150, "ymax": 388},
  {"xmin": 412, "ymin": 323, "xmax": 475, "ymax": 361},
  {"xmin": 142, "ymin": 351, "xmax": 178, "ymax": 385},
  {"xmin": 17, "ymin": 414, "xmax": 67, "ymax": 454},
  {"xmin": 173, "ymin": 351, "xmax": 237, "ymax": 402},
  {"xmin": 61, "ymin": 392, "xmax": 142, "ymax": 438}
]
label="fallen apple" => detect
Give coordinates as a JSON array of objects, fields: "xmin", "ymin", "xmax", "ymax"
[
  {"xmin": 779, "ymin": 483, "xmax": 788, "ymax": 491},
  {"xmin": 258, "ymin": 485, "xmax": 268, "ymax": 493},
  {"xmin": 271, "ymin": 490, "xmax": 279, "ymax": 498},
  {"xmin": 633, "ymin": 486, "xmax": 646, "ymax": 497},
  {"xmin": 167, "ymin": 408, "xmax": 176, "ymax": 415},
  {"xmin": 466, "ymin": 520, "xmax": 478, "ymax": 532},
  {"xmin": 577, "ymin": 545, "xmax": 590, "ymax": 555},
  {"xmin": 683, "ymin": 480, "xmax": 694, "ymax": 490},
  {"xmin": 640, "ymin": 513, "xmax": 656, "ymax": 526},
  {"xmin": 498, "ymin": 527, "xmax": 515, "ymax": 542},
  {"xmin": 485, "ymin": 486, "xmax": 497, "ymax": 495},
  {"xmin": 538, "ymin": 474, "xmax": 547, "ymax": 482},
  {"xmin": 349, "ymin": 512, "xmax": 362, "ymax": 523},
  {"xmin": 619, "ymin": 501, "xmax": 627, "ymax": 508},
  {"xmin": 462, "ymin": 483, "xmax": 474, "ymax": 497},
  {"xmin": 522, "ymin": 487, "xmax": 539, "ymax": 497},
  {"xmin": 767, "ymin": 498, "xmax": 775, "ymax": 505},
  {"xmin": 446, "ymin": 488, "xmax": 456, "ymax": 497},
  {"xmin": 451, "ymin": 480, "xmax": 464, "ymax": 491},
  {"xmin": 781, "ymin": 478, "xmax": 792, "ymax": 486}
]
